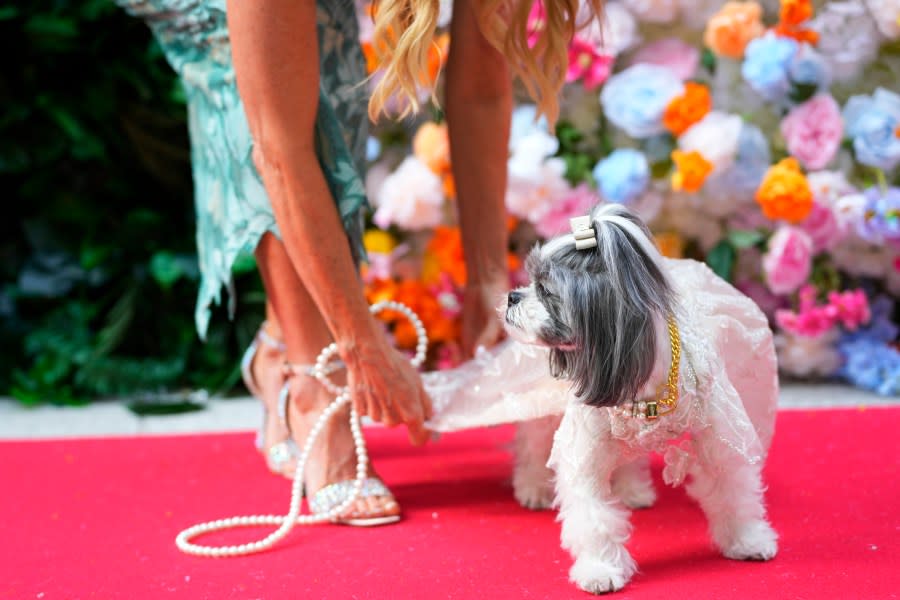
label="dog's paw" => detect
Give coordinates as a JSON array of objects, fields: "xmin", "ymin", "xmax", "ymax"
[
  {"xmin": 721, "ymin": 519, "xmax": 778, "ymax": 561},
  {"xmin": 614, "ymin": 478, "xmax": 657, "ymax": 510},
  {"xmin": 513, "ymin": 480, "xmax": 555, "ymax": 510},
  {"xmin": 569, "ymin": 555, "xmax": 635, "ymax": 595}
]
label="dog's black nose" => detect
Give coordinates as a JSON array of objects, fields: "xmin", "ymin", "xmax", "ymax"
[{"xmin": 508, "ymin": 291, "xmax": 523, "ymax": 306}]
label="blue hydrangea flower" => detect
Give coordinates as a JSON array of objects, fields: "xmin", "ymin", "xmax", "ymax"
[
  {"xmin": 592, "ymin": 148, "xmax": 650, "ymax": 204},
  {"xmin": 842, "ymin": 88, "xmax": 900, "ymax": 171},
  {"xmin": 857, "ymin": 186, "xmax": 900, "ymax": 245},
  {"xmin": 788, "ymin": 45, "xmax": 831, "ymax": 90},
  {"xmin": 838, "ymin": 338, "xmax": 900, "ymax": 396},
  {"xmin": 720, "ymin": 123, "xmax": 772, "ymax": 196},
  {"xmin": 742, "ymin": 33, "xmax": 799, "ymax": 102},
  {"xmin": 600, "ymin": 64, "xmax": 683, "ymax": 139}
]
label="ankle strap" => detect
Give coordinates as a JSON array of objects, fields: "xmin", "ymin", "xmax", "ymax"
[
  {"xmin": 258, "ymin": 322, "xmax": 286, "ymax": 352},
  {"xmin": 282, "ymin": 360, "xmax": 344, "ymax": 378}
]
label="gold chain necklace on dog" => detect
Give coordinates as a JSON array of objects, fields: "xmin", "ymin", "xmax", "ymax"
[{"xmin": 618, "ymin": 315, "xmax": 681, "ymax": 421}]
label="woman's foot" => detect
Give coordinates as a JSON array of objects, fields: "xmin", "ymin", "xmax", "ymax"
[
  {"xmin": 243, "ymin": 326, "xmax": 296, "ymax": 475},
  {"xmin": 285, "ymin": 375, "xmax": 401, "ymax": 523}
]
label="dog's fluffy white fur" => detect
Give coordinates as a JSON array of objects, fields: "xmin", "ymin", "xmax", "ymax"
[{"xmin": 504, "ymin": 205, "xmax": 779, "ymax": 594}]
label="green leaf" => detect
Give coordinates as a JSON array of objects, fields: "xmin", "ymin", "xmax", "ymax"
[
  {"xmin": 127, "ymin": 398, "xmax": 206, "ymax": 416},
  {"xmin": 701, "ymin": 47, "xmax": 717, "ymax": 74},
  {"xmin": 0, "ymin": 6, "xmax": 19, "ymax": 20},
  {"xmin": 706, "ymin": 240, "xmax": 736, "ymax": 281},
  {"xmin": 149, "ymin": 251, "xmax": 184, "ymax": 290},
  {"xmin": 24, "ymin": 15, "xmax": 79, "ymax": 38},
  {"xmin": 727, "ymin": 229, "xmax": 765, "ymax": 249}
]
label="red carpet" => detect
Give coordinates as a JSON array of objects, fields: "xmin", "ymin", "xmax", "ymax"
[{"xmin": 1, "ymin": 408, "xmax": 897, "ymax": 599}]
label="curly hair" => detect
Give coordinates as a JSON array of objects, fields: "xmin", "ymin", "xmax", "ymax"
[{"xmin": 368, "ymin": 0, "xmax": 604, "ymax": 125}]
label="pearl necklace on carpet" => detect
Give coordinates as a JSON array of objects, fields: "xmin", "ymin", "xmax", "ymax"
[{"xmin": 175, "ymin": 301, "xmax": 428, "ymax": 557}]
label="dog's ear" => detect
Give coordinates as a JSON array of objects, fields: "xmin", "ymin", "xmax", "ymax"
[{"xmin": 549, "ymin": 253, "xmax": 659, "ymax": 409}]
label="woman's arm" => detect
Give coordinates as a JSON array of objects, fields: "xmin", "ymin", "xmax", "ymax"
[
  {"xmin": 445, "ymin": 0, "xmax": 514, "ymax": 356},
  {"xmin": 226, "ymin": 0, "xmax": 430, "ymax": 441}
]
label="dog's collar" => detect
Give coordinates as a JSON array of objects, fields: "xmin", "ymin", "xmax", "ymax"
[{"xmin": 617, "ymin": 315, "xmax": 681, "ymax": 421}]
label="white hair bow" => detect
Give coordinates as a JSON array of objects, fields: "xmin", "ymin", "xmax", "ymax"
[{"xmin": 570, "ymin": 215, "xmax": 598, "ymax": 250}]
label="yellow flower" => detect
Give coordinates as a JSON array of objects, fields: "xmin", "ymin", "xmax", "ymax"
[
  {"xmin": 363, "ymin": 229, "xmax": 397, "ymax": 254},
  {"xmin": 671, "ymin": 150, "xmax": 713, "ymax": 193}
]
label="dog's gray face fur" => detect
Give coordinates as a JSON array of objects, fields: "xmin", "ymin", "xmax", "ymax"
[{"xmin": 504, "ymin": 205, "xmax": 675, "ymax": 408}]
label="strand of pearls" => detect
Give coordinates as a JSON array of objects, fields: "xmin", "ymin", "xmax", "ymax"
[{"xmin": 175, "ymin": 301, "xmax": 427, "ymax": 557}]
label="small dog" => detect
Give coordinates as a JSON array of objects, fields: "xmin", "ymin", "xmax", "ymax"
[{"xmin": 503, "ymin": 204, "xmax": 779, "ymax": 594}]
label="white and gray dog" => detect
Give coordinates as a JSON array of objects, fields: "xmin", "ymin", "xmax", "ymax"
[{"xmin": 503, "ymin": 204, "xmax": 779, "ymax": 594}]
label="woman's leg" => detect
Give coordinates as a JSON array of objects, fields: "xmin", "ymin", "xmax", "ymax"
[{"xmin": 255, "ymin": 233, "xmax": 399, "ymax": 518}]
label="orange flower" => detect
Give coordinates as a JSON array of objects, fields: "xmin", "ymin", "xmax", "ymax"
[
  {"xmin": 755, "ymin": 158, "xmax": 814, "ymax": 223},
  {"xmin": 663, "ymin": 83, "xmax": 712, "ymax": 136},
  {"xmin": 390, "ymin": 280, "xmax": 459, "ymax": 348},
  {"xmin": 773, "ymin": 23, "xmax": 819, "ymax": 45},
  {"xmin": 779, "ymin": 0, "xmax": 813, "ymax": 27},
  {"xmin": 361, "ymin": 41, "xmax": 380, "ymax": 75},
  {"xmin": 424, "ymin": 226, "xmax": 467, "ymax": 287},
  {"xmin": 422, "ymin": 33, "xmax": 450, "ymax": 87},
  {"xmin": 413, "ymin": 122, "xmax": 451, "ymax": 175},
  {"xmin": 704, "ymin": 2, "xmax": 766, "ymax": 59},
  {"xmin": 442, "ymin": 173, "xmax": 456, "ymax": 199},
  {"xmin": 671, "ymin": 150, "xmax": 713, "ymax": 193},
  {"xmin": 654, "ymin": 232, "xmax": 685, "ymax": 259}
]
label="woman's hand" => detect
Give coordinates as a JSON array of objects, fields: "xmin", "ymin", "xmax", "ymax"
[
  {"xmin": 461, "ymin": 280, "xmax": 508, "ymax": 358},
  {"xmin": 343, "ymin": 337, "xmax": 433, "ymax": 446}
]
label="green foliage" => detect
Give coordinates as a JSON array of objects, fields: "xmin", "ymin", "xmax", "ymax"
[{"xmin": 2, "ymin": 1, "xmax": 263, "ymax": 404}]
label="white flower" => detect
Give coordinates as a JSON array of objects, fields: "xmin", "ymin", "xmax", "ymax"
[
  {"xmin": 678, "ymin": 111, "xmax": 743, "ymax": 172},
  {"xmin": 864, "ymin": 0, "xmax": 900, "ymax": 39},
  {"xmin": 807, "ymin": 171, "xmax": 857, "ymax": 208},
  {"xmin": 832, "ymin": 192, "xmax": 868, "ymax": 232},
  {"xmin": 620, "ymin": 0, "xmax": 679, "ymax": 23},
  {"xmin": 506, "ymin": 155, "xmax": 571, "ymax": 224},
  {"xmin": 810, "ymin": 2, "xmax": 882, "ymax": 82},
  {"xmin": 580, "ymin": 2, "xmax": 640, "ymax": 56},
  {"xmin": 775, "ymin": 330, "xmax": 843, "ymax": 378},
  {"xmin": 437, "ymin": 0, "xmax": 454, "ymax": 28},
  {"xmin": 373, "ymin": 156, "xmax": 445, "ymax": 230}
]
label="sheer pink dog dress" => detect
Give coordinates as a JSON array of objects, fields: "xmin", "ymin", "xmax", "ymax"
[{"xmin": 424, "ymin": 258, "xmax": 779, "ymax": 486}]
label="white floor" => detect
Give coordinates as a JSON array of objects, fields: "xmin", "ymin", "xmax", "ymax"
[{"xmin": 0, "ymin": 382, "xmax": 896, "ymax": 440}]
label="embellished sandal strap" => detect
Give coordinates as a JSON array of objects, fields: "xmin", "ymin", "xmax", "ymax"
[
  {"xmin": 308, "ymin": 478, "xmax": 393, "ymax": 515},
  {"xmin": 258, "ymin": 321, "xmax": 286, "ymax": 352}
]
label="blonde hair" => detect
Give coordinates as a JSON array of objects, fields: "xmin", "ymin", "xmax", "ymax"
[{"xmin": 368, "ymin": 0, "xmax": 604, "ymax": 125}]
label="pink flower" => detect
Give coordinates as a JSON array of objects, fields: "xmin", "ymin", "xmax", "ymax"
[
  {"xmin": 780, "ymin": 94, "xmax": 843, "ymax": 170},
  {"xmin": 534, "ymin": 184, "xmax": 602, "ymax": 238},
  {"xmin": 362, "ymin": 244, "xmax": 409, "ymax": 284},
  {"xmin": 429, "ymin": 272, "xmax": 463, "ymax": 319},
  {"xmin": 566, "ymin": 36, "xmax": 614, "ymax": 90},
  {"xmin": 798, "ymin": 201, "xmax": 842, "ymax": 253},
  {"xmin": 527, "ymin": 2, "xmax": 546, "ymax": 48},
  {"xmin": 630, "ymin": 38, "xmax": 700, "ymax": 81},
  {"xmin": 435, "ymin": 342, "xmax": 463, "ymax": 370},
  {"xmin": 775, "ymin": 285, "xmax": 838, "ymax": 337},
  {"xmin": 762, "ymin": 226, "xmax": 814, "ymax": 296},
  {"xmin": 827, "ymin": 289, "xmax": 871, "ymax": 331}
]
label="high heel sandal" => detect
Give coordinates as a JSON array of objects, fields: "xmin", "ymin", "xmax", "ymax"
[
  {"xmin": 280, "ymin": 361, "xmax": 401, "ymax": 527},
  {"xmin": 240, "ymin": 322, "xmax": 297, "ymax": 475}
]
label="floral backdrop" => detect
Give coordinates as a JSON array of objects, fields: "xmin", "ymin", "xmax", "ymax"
[{"xmin": 358, "ymin": 0, "xmax": 900, "ymax": 396}]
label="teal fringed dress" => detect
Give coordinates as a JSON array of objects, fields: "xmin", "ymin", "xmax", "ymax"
[{"xmin": 117, "ymin": 0, "xmax": 369, "ymax": 337}]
